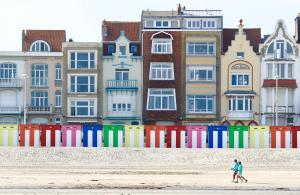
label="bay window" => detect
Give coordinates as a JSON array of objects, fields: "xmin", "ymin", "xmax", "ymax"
[
  {"xmin": 70, "ymin": 51, "xmax": 95, "ymax": 69},
  {"xmin": 70, "ymin": 75, "xmax": 95, "ymax": 93},
  {"xmin": 188, "ymin": 67, "xmax": 213, "ymax": 81},
  {"xmin": 187, "ymin": 42, "xmax": 215, "ymax": 56},
  {"xmin": 228, "ymin": 96, "xmax": 252, "ymax": 111},
  {"xmin": 147, "ymin": 88, "xmax": 176, "ymax": 110},
  {"xmin": 70, "ymin": 100, "xmax": 95, "ymax": 117}
]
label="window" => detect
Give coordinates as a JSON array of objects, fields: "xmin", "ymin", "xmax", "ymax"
[
  {"xmin": 288, "ymin": 64, "xmax": 293, "ymax": 78},
  {"xmin": 112, "ymin": 103, "xmax": 131, "ymax": 112},
  {"xmin": 119, "ymin": 46, "xmax": 126, "ymax": 55},
  {"xmin": 187, "ymin": 42, "xmax": 215, "ymax": 56},
  {"xmin": 55, "ymin": 64, "xmax": 61, "ymax": 80},
  {"xmin": 188, "ymin": 95, "xmax": 214, "ymax": 113},
  {"xmin": 31, "ymin": 64, "xmax": 48, "ymax": 87},
  {"xmin": 70, "ymin": 51, "xmax": 95, "ymax": 69},
  {"xmin": 237, "ymin": 52, "xmax": 244, "ymax": 59},
  {"xmin": 70, "ymin": 75, "xmax": 95, "ymax": 93},
  {"xmin": 55, "ymin": 90, "xmax": 61, "ymax": 107},
  {"xmin": 267, "ymin": 42, "xmax": 274, "ymax": 54},
  {"xmin": 202, "ymin": 20, "xmax": 216, "ymax": 28},
  {"xmin": 267, "ymin": 63, "xmax": 273, "ymax": 78},
  {"xmin": 115, "ymin": 70, "xmax": 129, "ymax": 80},
  {"xmin": 70, "ymin": 100, "xmax": 95, "ymax": 116},
  {"xmin": 276, "ymin": 40, "xmax": 284, "ymax": 58},
  {"xmin": 187, "ymin": 20, "xmax": 201, "ymax": 28},
  {"xmin": 228, "ymin": 96, "xmax": 252, "ymax": 111},
  {"xmin": 150, "ymin": 63, "xmax": 174, "ymax": 80},
  {"xmin": 231, "ymin": 74, "xmax": 249, "ymax": 86},
  {"xmin": 188, "ymin": 67, "xmax": 213, "ymax": 81},
  {"xmin": 107, "ymin": 44, "xmax": 115, "ymax": 55},
  {"xmin": 54, "ymin": 118, "xmax": 61, "ymax": 124},
  {"xmin": 145, "ymin": 20, "xmax": 154, "ymax": 28},
  {"xmin": 276, "ymin": 63, "xmax": 285, "ymax": 78},
  {"xmin": 30, "ymin": 40, "xmax": 50, "ymax": 52},
  {"xmin": 130, "ymin": 43, "xmax": 138, "ymax": 56},
  {"xmin": 155, "ymin": 20, "xmax": 169, "ymax": 28},
  {"xmin": 147, "ymin": 89, "xmax": 176, "ymax": 110},
  {"xmin": 152, "ymin": 39, "xmax": 172, "ymax": 54},
  {"xmin": 31, "ymin": 91, "xmax": 48, "ymax": 106},
  {"xmin": 287, "ymin": 42, "xmax": 293, "ymax": 54},
  {"xmin": 0, "ymin": 63, "xmax": 16, "ymax": 79}
]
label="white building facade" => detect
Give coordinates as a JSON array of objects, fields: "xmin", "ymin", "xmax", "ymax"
[{"xmin": 260, "ymin": 20, "xmax": 300, "ymax": 126}]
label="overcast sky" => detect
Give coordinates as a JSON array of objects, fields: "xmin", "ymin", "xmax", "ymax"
[{"xmin": 0, "ymin": 0, "xmax": 299, "ymax": 51}]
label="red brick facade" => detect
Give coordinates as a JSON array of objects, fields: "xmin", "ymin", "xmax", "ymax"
[{"xmin": 142, "ymin": 31, "xmax": 183, "ymax": 125}]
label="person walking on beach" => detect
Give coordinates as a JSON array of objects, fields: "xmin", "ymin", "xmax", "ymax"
[
  {"xmin": 231, "ymin": 159, "xmax": 238, "ymax": 182},
  {"xmin": 236, "ymin": 161, "xmax": 248, "ymax": 183}
]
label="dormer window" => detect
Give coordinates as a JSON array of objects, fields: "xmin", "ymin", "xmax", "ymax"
[
  {"xmin": 30, "ymin": 40, "xmax": 50, "ymax": 52},
  {"xmin": 287, "ymin": 42, "xmax": 293, "ymax": 54},
  {"xmin": 267, "ymin": 42, "xmax": 274, "ymax": 54}
]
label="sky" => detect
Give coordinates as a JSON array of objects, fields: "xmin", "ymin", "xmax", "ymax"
[{"xmin": 0, "ymin": 0, "xmax": 299, "ymax": 51}]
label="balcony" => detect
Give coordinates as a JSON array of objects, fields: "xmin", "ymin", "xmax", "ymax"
[
  {"xmin": 227, "ymin": 111, "xmax": 254, "ymax": 120},
  {"xmin": 0, "ymin": 106, "xmax": 22, "ymax": 114},
  {"xmin": 0, "ymin": 78, "xmax": 23, "ymax": 88},
  {"xmin": 106, "ymin": 80, "xmax": 138, "ymax": 90},
  {"xmin": 265, "ymin": 106, "xmax": 294, "ymax": 114},
  {"xmin": 107, "ymin": 110, "xmax": 139, "ymax": 120},
  {"xmin": 26, "ymin": 106, "xmax": 52, "ymax": 114}
]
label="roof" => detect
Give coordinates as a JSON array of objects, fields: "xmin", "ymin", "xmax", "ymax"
[
  {"xmin": 142, "ymin": 10, "xmax": 178, "ymax": 17},
  {"xmin": 102, "ymin": 21, "xmax": 141, "ymax": 42},
  {"xmin": 222, "ymin": 28, "xmax": 261, "ymax": 53},
  {"xmin": 262, "ymin": 79, "xmax": 297, "ymax": 88},
  {"xmin": 224, "ymin": 90, "xmax": 256, "ymax": 95},
  {"xmin": 22, "ymin": 30, "xmax": 66, "ymax": 52}
]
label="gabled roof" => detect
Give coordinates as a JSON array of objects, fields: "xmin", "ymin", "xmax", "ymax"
[
  {"xmin": 22, "ymin": 30, "xmax": 66, "ymax": 52},
  {"xmin": 222, "ymin": 28, "xmax": 261, "ymax": 54},
  {"xmin": 102, "ymin": 21, "xmax": 141, "ymax": 42}
]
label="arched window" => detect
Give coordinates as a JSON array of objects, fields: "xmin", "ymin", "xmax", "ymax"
[
  {"xmin": 55, "ymin": 63, "xmax": 61, "ymax": 80},
  {"xmin": 286, "ymin": 42, "xmax": 293, "ymax": 54},
  {"xmin": 267, "ymin": 42, "xmax": 274, "ymax": 54},
  {"xmin": 55, "ymin": 90, "xmax": 61, "ymax": 107},
  {"xmin": 30, "ymin": 40, "xmax": 50, "ymax": 52}
]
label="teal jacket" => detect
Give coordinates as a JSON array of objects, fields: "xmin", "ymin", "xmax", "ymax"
[
  {"xmin": 238, "ymin": 164, "xmax": 243, "ymax": 174},
  {"xmin": 232, "ymin": 162, "xmax": 238, "ymax": 172}
]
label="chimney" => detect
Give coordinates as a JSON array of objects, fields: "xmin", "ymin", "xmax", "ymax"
[
  {"xmin": 22, "ymin": 30, "xmax": 26, "ymax": 51},
  {"xmin": 102, "ymin": 20, "xmax": 108, "ymax": 39},
  {"xmin": 68, "ymin": 38, "xmax": 74, "ymax": 42},
  {"xmin": 177, "ymin": 3, "xmax": 182, "ymax": 15},
  {"xmin": 295, "ymin": 13, "xmax": 300, "ymax": 43}
]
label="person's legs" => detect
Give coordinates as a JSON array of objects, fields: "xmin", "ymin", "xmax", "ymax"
[{"xmin": 232, "ymin": 171, "xmax": 237, "ymax": 182}]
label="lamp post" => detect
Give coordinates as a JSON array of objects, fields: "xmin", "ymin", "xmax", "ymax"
[
  {"xmin": 22, "ymin": 74, "xmax": 28, "ymax": 124},
  {"xmin": 275, "ymin": 66, "xmax": 279, "ymax": 126}
]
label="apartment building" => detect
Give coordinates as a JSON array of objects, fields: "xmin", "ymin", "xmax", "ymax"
[
  {"xmin": 102, "ymin": 21, "xmax": 143, "ymax": 125},
  {"xmin": 0, "ymin": 52, "xmax": 24, "ymax": 124},
  {"xmin": 260, "ymin": 20, "xmax": 300, "ymax": 125},
  {"xmin": 221, "ymin": 20, "xmax": 261, "ymax": 126},
  {"xmin": 141, "ymin": 5, "xmax": 222, "ymax": 125},
  {"xmin": 62, "ymin": 41, "xmax": 102, "ymax": 124},
  {"xmin": 22, "ymin": 30, "xmax": 65, "ymax": 124}
]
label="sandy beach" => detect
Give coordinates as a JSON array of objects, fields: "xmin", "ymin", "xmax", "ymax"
[{"xmin": 0, "ymin": 148, "xmax": 299, "ymax": 194}]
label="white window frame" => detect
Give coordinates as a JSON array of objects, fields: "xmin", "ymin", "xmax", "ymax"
[
  {"xmin": 186, "ymin": 20, "xmax": 202, "ymax": 29},
  {"xmin": 55, "ymin": 91, "xmax": 62, "ymax": 108},
  {"xmin": 31, "ymin": 91, "xmax": 48, "ymax": 107},
  {"xmin": 187, "ymin": 95, "xmax": 214, "ymax": 113},
  {"xmin": 228, "ymin": 96, "xmax": 253, "ymax": 111},
  {"xmin": 69, "ymin": 99, "xmax": 96, "ymax": 117},
  {"xmin": 55, "ymin": 63, "xmax": 61, "ymax": 80},
  {"xmin": 69, "ymin": 50, "xmax": 96, "ymax": 69},
  {"xmin": 202, "ymin": 19, "xmax": 217, "ymax": 29},
  {"xmin": 149, "ymin": 62, "xmax": 174, "ymax": 80},
  {"xmin": 188, "ymin": 66, "xmax": 213, "ymax": 81},
  {"xmin": 231, "ymin": 73, "xmax": 249, "ymax": 86},
  {"xmin": 112, "ymin": 103, "xmax": 132, "ymax": 112},
  {"xmin": 151, "ymin": 38, "xmax": 173, "ymax": 54},
  {"xmin": 147, "ymin": 88, "xmax": 176, "ymax": 110},
  {"xmin": 154, "ymin": 20, "xmax": 170, "ymax": 28},
  {"xmin": 187, "ymin": 42, "xmax": 215, "ymax": 56},
  {"xmin": 31, "ymin": 64, "xmax": 48, "ymax": 87},
  {"xmin": 0, "ymin": 63, "xmax": 17, "ymax": 79},
  {"xmin": 69, "ymin": 74, "xmax": 96, "ymax": 93},
  {"xmin": 30, "ymin": 40, "xmax": 50, "ymax": 52}
]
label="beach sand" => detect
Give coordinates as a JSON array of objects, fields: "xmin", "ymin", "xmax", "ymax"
[{"xmin": 0, "ymin": 148, "xmax": 299, "ymax": 194}]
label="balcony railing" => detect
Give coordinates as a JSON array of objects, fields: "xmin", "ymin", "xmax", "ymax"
[
  {"xmin": 0, "ymin": 106, "xmax": 22, "ymax": 114},
  {"xmin": 0, "ymin": 78, "xmax": 23, "ymax": 88},
  {"xmin": 108, "ymin": 110, "xmax": 137, "ymax": 117},
  {"xmin": 266, "ymin": 106, "xmax": 294, "ymax": 113},
  {"xmin": 106, "ymin": 80, "xmax": 138, "ymax": 89},
  {"xmin": 26, "ymin": 106, "xmax": 52, "ymax": 114},
  {"xmin": 227, "ymin": 111, "xmax": 254, "ymax": 120}
]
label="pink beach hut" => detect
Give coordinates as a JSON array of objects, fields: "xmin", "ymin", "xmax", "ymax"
[
  {"xmin": 61, "ymin": 125, "xmax": 82, "ymax": 147},
  {"xmin": 187, "ymin": 126, "xmax": 207, "ymax": 148}
]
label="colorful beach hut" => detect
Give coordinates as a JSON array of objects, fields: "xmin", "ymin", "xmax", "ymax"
[
  {"xmin": 103, "ymin": 125, "xmax": 124, "ymax": 147},
  {"xmin": 166, "ymin": 126, "xmax": 186, "ymax": 148},
  {"xmin": 40, "ymin": 125, "xmax": 61, "ymax": 147},
  {"xmin": 125, "ymin": 125, "xmax": 144, "ymax": 148},
  {"xmin": 270, "ymin": 126, "xmax": 292, "ymax": 148},
  {"xmin": 61, "ymin": 125, "xmax": 82, "ymax": 147},
  {"xmin": 82, "ymin": 124, "xmax": 102, "ymax": 147},
  {"xmin": 208, "ymin": 126, "xmax": 228, "ymax": 148},
  {"xmin": 249, "ymin": 126, "xmax": 270, "ymax": 148},
  {"xmin": 0, "ymin": 124, "xmax": 19, "ymax": 147},
  {"xmin": 228, "ymin": 126, "xmax": 249, "ymax": 148},
  {"xmin": 291, "ymin": 126, "xmax": 300, "ymax": 148},
  {"xmin": 145, "ymin": 125, "xmax": 166, "ymax": 148},
  {"xmin": 186, "ymin": 126, "xmax": 207, "ymax": 148},
  {"xmin": 19, "ymin": 124, "xmax": 40, "ymax": 147}
]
